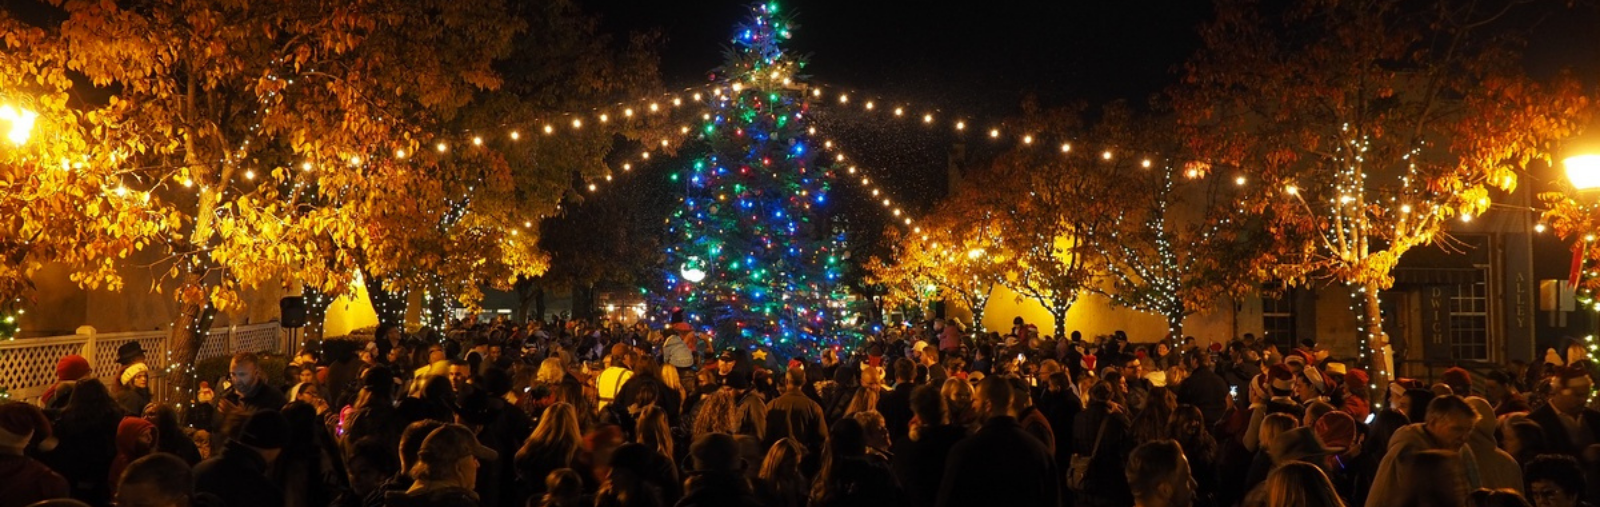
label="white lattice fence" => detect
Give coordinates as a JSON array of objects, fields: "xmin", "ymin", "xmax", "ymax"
[
  {"xmin": 1, "ymin": 323, "xmax": 283, "ymax": 405},
  {"xmin": 0, "ymin": 336, "xmax": 96, "ymax": 404}
]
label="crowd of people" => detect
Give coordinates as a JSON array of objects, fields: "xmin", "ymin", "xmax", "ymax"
[{"xmin": 2, "ymin": 314, "xmax": 1598, "ymax": 507}]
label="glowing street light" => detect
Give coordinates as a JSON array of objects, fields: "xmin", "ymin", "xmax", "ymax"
[{"xmin": 0, "ymin": 104, "xmax": 37, "ymax": 145}]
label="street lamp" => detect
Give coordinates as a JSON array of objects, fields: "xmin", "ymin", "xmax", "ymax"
[
  {"xmin": 1564, "ymin": 122, "xmax": 1600, "ymax": 190},
  {"xmin": 0, "ymin": 104, "xmax": 36, "ymax": 145}
]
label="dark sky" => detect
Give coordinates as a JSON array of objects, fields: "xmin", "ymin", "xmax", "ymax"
[{"xmin": 584, "ymin": 0, "xmax": 1212, "ymax": 231}]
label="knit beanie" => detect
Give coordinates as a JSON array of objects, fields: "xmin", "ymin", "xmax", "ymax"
[
  {"xmin": 1441, "ymin": 367, "xmax": 1473, "ymax": 394},
  {"xmin": 56, "ymin": 355, "xmax": 91, "ymax": 381},
  {"xmin": 120, "ymin": 363, "xmax": 150, "ymax": 387}
]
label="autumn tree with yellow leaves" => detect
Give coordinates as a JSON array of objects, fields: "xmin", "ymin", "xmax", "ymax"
[{"xmin": 1176, "ymin": 0, "xmax": 1590, "ymax": 383}]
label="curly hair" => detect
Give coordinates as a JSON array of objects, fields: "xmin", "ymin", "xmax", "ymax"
[{"xmin": 691, "ymin": 390, "xmax": 739, "ymax": 438}]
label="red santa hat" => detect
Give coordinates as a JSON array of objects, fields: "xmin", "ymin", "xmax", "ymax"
[
  {"xmin": 1268, "ymin": 363, "xmax": 1295, "ymax": 393},
  {"xmin": 0, "ymin": 402, "xmax": 55, "ymax": 452},
  {"xmin": 1081, "ymin": 354, "xmax": 1098, "ymax": 373}
]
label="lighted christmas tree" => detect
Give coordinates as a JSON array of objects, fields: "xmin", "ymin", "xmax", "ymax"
[{"xmin": 662, "ymin": 1, "xmax": 858, "ymax": 361}]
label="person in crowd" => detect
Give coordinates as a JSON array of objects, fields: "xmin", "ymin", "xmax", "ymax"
[
  {"xmin": 1468, "ymin": 489, "xmax": 1534, "ymax": 507},
  {"xmin": 42, "ymin": 378, "xmax": 122, "ymax": 505},
  {"xmin": 853, "ymin": 410, "xmax": 893, "ymax": 458},
  {"xmin": 635, "ymin": 405, "xmax": 675, "ymax": 465},
  {"xmin": 1463, "ymin": 397, "xmax": 1522, "ymax": 493},
  {"xmin": 333, "ymin": 437, "xmax": 400, "ymax": 507},
  {"xmin": 217, "ymin": 352, "xmax": 289, "ymax": 435},
  {"xmin": 938, "ymin": 376, "xmax": 1059, "ymax": 507},
  {"xmin": 383, "ymin": 424, "xmax": 497, "ymax": 507},
  {"xmin": 1072, "ymin": 379, "xmax": 1134, "ymax": 507},
  {"xmin": 1252, "ymin": 460, "xmax": 1346, "ymax": 507},
  {"xmin": 1133, "ymin": 386, "xmax": 1177, "ymax": 444},
  {"xmin": 677, "ymin": 433, "xmax": 762, "ymax": 507},
  {"xmin": 596, "ymin": 348, "xmax": 634, "ymax": 412},
  {"xmin": 141, "ymin": 404, "xmax": 203, "ymax": 465},
  {"xmin": 602, "ymin": 442, "xmax": 677, "ymax": 507},
  {"xmin": 940, "ymin": 378, "xmax": 978, "ymax": 431},
  {"xmin": 1126, "ymin": 439, "xmax": 1195, "ymax": 507},
  {"xmin": 1036, "ymin": 371, "xmax": 1081, "ymax": 462},
  {"xmin": 892, "ymin": 385, "xmax": 967, "ymax": 507},
  {"xmin": 1499, "ymin": 419, "xmax": 1547, "ymax": 468},
  {"xmin": 1170, "ymin": 404, "xmax": 1219, "ymax": 506},
  {"xmin": 539, "ymin": 468, "xmax": 585, "ymax": 507},
  {"xmin": 1483, "ymin": 371, "xmax": 1531, "ymax": 415},
  {"xmin": 194, "ymin": 409, "xmax": 289, "ymax": 507},
  {"xmin": 1176, "ymin": 349, "xmax": 1230, "ymax": 426},
  {"xmin": 277, "ymin": 401, "xmax": 349, "ymax": 507},
  {"xmin": 877, "ymin": 358, "xmax": 917, "ymax": 444},
  {"xmin": 764, "ymin": 368, "xmax": 828, "ymax": 465},
  {"xmin": 41, "ymin": 355, "xmax": 91, "ymax": 408},
  {"xmin": 107, "ymin": 415, "xmax": 158, "ymax": 496},
  {"xmin": 1524, "ymin": 454, "xmax": 1585, "ymax": 507},
  {"xmin": 810, "ymin": 417, "xmax": 899, "ymax": 507},
  {"xmin": 372, "ymin": 420, "xmax": 448, "ymax": 505},
  {"xmin": 114, "ymin": 361, "xmax": 152, "ymax": 417},
  {"xmin": 0, "ymin": 402, "xmax": 69, "ymax": 507},
  {"xmin": 754, "ymin": 438, "xmax": 807, "ymax": 507},
  {"xmin": 1388, "ymin": 450, "xmax": 1468, "ymax": 507},
  {"xmin": 344, "ymin": 366, "xmax": 403, "ymax": 455},
  {"xmin": 447, "ymin": 360, "xmax": 475, "ymax": 396},
  {"xmin": 1010, "ymin": 376, "xmax": 1056, "ymax": 455},
  {"xmin": 1528, "ymin": 366, "xmax": 1600, "ymax": 458},
  {"xmin": 516, "ymin": 403, "xmax": 583, "ymax": 500},
  {"xmin": 1366, "ymin": 396, "xmax": 1482, "ymax": 507},
  {"xmin": 115, "ymin": 453, "xmax": 222, "ymax": 507}
]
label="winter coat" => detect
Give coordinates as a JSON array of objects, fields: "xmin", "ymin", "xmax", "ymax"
[
  {"xmin": 1175, "ymin": 366, "xmax": 1231, "ymax": 425},
  {"xmin": 937, "ymin": 416, "xmax": 1059, "ymax": 507},
  {"xmin": 662, "ymin": 336, "xmax": 694, "ymax": 368},
  {"xmin": 1363, "ymin": 423, "xmax": 1481, "ymax": 507},
  {"xmin": 876, "ymin": 383, "xmax": 916, "ymax": 444},
  {"xmin": 1035, "ymin": 388, "xmax": 1081, "ymax": 460},
  {"xmin": 114, "ymin": 386, "xmax": 151, "ymax": 417},
  {"xmin": 1466, "ymin": 398, "xmax": 1523, "ymax": 493},
  {"xmin": 42, "ymin": 411, "xmax": 121, "ymax": 506},
  {"xmin": 813, "ymin": 455, "xmax": 902, "ymax": 507},
  {"xmin": 890, "ymin": 425, "xmax": 966, "ymax": 507},
  {"xmin": 1070, "ymin": 402, "xmax": 1132, "ymax": 507},
  {"xmin": 1528, "ymin": 403, "xmax": 1600, "ymax": 458},
  {"xmin": 194, "ymin": 441, "xmax": 286, "ymax": 507},
  {"xmin": 0, "ymin": 454, "xmax": 69, "ymax": 507},
  {"xmin": 764, "ymin": 390, "xmax": 828, "ymax": 456},
  {"xmin": 108, "ymin": 416, "xmax": 157, "ymax": 495}
]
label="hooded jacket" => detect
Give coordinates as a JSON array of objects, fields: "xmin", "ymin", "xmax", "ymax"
[
  {"xmin": 1363, "ymin": 423, "xmax": 1481, "ymax": 507},
  {"xmin": 108, "ymin": 416, "xmax": 157, "ymax": 494},
  {"xmin": 1465, "ymin": 397, "xmax": 1522, "ymax": 493}
]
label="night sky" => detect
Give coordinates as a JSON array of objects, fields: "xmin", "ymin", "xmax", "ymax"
[{"xmin": 585, "ymin": 0, "xmax": 1211, "ymax": 214}]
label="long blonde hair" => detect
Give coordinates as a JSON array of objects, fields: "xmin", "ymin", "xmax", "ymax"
[
  {"xmin": 660, "ymin": 365, "xmax": 684, "ymax": 398},
  {"xmin": 636, "ymin": 405, "xmax": 673, "ymax": 458},
  {"xmin": 1259, "ymin": 461, "xmax": 1346, "ymax": 507},
  {"xmin": 520, "ymin": 403, "xmax": 582, "ymax": 465}
]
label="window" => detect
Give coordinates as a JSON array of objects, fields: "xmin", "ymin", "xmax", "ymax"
[
  {"xmin": 1262, "ymin": 285, "xmax": 1295, "ymax": 344},
  {"xmin": 1450, "ymin": 277, "xmax": 1490, "ymax": 361}
]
